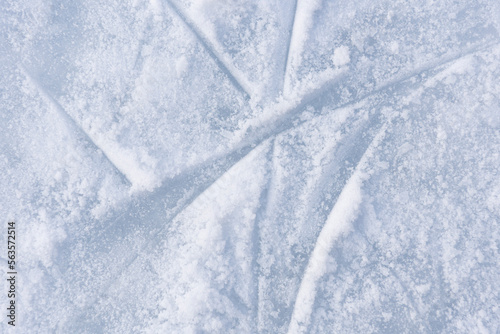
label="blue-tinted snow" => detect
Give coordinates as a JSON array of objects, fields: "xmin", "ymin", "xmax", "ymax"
[{"xmin": 1, "ymin": 0, "xmax": 499, "ymax": 332}]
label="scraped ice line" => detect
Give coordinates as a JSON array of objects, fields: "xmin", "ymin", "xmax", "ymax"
[
  {"xmin": 271, "ymin": 39, "xmax": 500, "ymax": 139},
  {"xmin": 250, "ymin": 139, "xmax": 276, "ymax": 331},
  {"xmin": 17, "ymin": 65, "xmax": 132, "ymax": 187},
  {"xmin": 294, "ymin": 105, "xmax": 378, "ymax": 226},
  {"xmin": 63, "ymin": 135, "xmax": 266, "ymax": 264},
  {"xmin": 60, "ymin": 141, "xmax": 271, "ymax": 327},
  {"xmin": 286, "ymin": 37, "xmax": 499, "ymax": 119},
  {"xmin": 127, "ymin": 140, "xmax": 272, "ymax": 261},
  {"xmin": 287, "ymin": 115, "xmax": 393, "ymax": 334},
  {"xmin": 64, "ymin": 142, "xmax": 273, "ymax": 330},
  {"xmin": 251, "ymin": 106, "xmax": 379, "ymax": 332},
  {"xmin": 282, "ymin": 0, "xmax": 299, "ymax": 94},
  {"xmin": 160, "ymin": 0, "xmax": 253, "ymax": 100},
  {"xmin": 373, "ymin": 40, "xmax": 500, "ymax": 96}
]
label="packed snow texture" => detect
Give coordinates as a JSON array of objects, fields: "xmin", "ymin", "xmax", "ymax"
[{"xmin": 1, "ymin": 0, "xmax": 499, "ymax": 332}]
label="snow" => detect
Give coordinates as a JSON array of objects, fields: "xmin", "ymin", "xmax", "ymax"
[
  {"xmin": 331, "ymin": 46, "xmax": 351, "ymax": 67},
  {"xmin": 1, "ymin": 0, "xmax": 500, "ymax": 332}
]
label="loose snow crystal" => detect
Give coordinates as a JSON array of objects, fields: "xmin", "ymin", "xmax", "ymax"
[{"xmin": 331, "ymin": 45, "xmax": 350, "ymax": 67}]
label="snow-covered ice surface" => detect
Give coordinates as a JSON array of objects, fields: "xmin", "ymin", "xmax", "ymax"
[{"xmin": 1, "ymin": 0, "xmax": 500, "ymax": 332}]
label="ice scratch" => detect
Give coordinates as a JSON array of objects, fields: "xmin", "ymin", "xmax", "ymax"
[
  {"xmin": 162, "ymin": 0, "xmax": 253, "ymax": 100},
  {"xmin": 287, "ymin": 120, "xmax": 390, "ymax": 334},
  {"xmin": 18, "ymin": 65, "xmax": 132, "ymax": 187}
]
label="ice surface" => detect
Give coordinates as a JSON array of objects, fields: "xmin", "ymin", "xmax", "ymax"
[{"xmin": 1, "ymin": 0, "xmax": 499, "ymax": 332}]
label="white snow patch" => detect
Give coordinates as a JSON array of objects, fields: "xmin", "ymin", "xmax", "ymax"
[
  {"xmin": 24, "ymin": 220, "xmax": 67, "ymax": 268},
  {"xmin": 149, "ymin": 0, "xmax": 163, "ymax": 21},
  {"xmin": 389, "ymin": 41, "xmax": 399, "ymax": 54},
  {"xmin": 332, "ymin": 45, "xmax": 350, "ymax": 67},
  {"xmin": 175, "ymin": 56, "xmax": 188, "ymax": 78}
]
